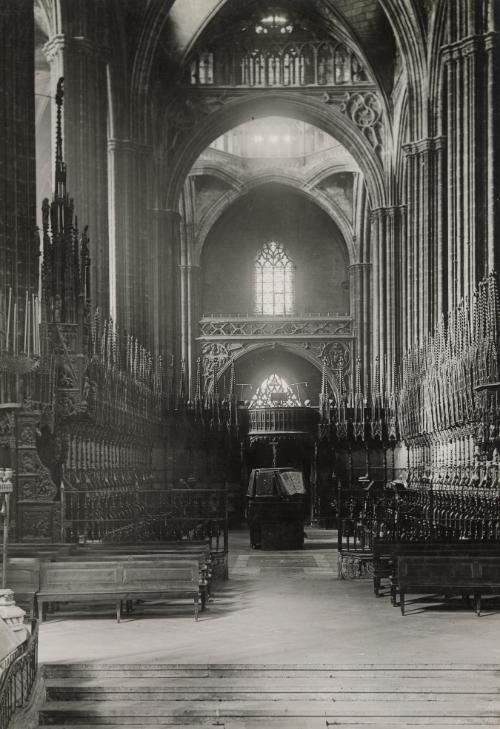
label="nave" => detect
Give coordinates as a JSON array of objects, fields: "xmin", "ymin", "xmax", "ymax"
[
  {"xmin": 1, "ymin": 1, "xmax": 500, "ymax": 727},
  {"xmin": 29, "ymin": 530, "xmax": 500, "ymax": 728}
]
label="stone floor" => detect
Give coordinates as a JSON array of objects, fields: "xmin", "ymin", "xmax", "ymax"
[{"xmin": 39, "ymin": 528, "xmax": 500, "ymax": 667}]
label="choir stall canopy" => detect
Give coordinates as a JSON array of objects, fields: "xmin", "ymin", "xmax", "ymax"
[{"xmin": 246, "ymin": 468, "xmax": 306, "ymax": 550}]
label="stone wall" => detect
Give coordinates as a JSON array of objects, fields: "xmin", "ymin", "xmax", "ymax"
[{"xmin": 201, "ymin": 185, "xmax": 350, "ymax": 317}]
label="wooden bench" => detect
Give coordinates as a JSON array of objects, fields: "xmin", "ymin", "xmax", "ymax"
[
  {"xmin": 75, "ymin": 545, "xmax": 213, "ymax": 596},
  {"xmin": 5, "ymin": 558, "xmax": 40, "ymax": 619},
  {"xmin": 398, "ymin": 556, "xmax": 500, "ymax": 616},
  {"xmin": 373, "ymin": 541, "xmax": 500, "ymax": 600},
  {"xmin": 52, "ymin": 552, "xmax": 212, "ymax": 609},
  {"xmin": 37, "ymin": 560, "xmax": 201, "ymax": 622}
]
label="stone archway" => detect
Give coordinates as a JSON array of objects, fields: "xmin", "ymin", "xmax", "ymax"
[
  {"xmin": 194, "ymin": 177, "xmax": 355, "ymax": 267},
  {"xmin": 203, "ymin": 340, "xmax": 353, "ymax": 400},
  {"xmin": 164, "ymin": 92, "xmax": 387, "ymax": 213}
]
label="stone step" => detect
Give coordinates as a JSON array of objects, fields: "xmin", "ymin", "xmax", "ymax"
[
  {"xmin": 45, "ymin": 688, "xmax": 500, "ymax": 702},
  {"xmin": 36, "ymin": 722, "xmax": 500, "ymax": 729},
  {"xmin": 42, "ymin": 674, "xmax": 500, "ymax": 691},
  {"xmin": 39, "ymin": 664, "xmax": 500, "ymax": 727},
  {"xmin": 38, "ymin": 697, "xmax": 500, "ymax": 723},
  {"xmin": 43, "ymin": 663, "xmax": 500, "ymax": 677}
]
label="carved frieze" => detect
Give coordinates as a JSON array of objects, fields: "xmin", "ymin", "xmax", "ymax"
[
  {"xmin": 0, "ymin": 412, "xmax": 15, "ymax": 447},
  {"xmin": 201, "ymin": 343, "xmax": 232, "ymax": 383},
  {"xmin": 339, "ymin": 92, "xmax": 383, "ymax": 155},
  {"xmin": 301, "ymin": 340, "xmax": 351, "ymax": 372},
  {"xmin": 55, "ymin": 392, "xmax": 79, "ymax": 420},
  {"xmin": 17, "ymin": 504, "xmax": 58, "ymax": 542},
  {"xmin": 199, "ymin": 316, "xmax": 352, "ymax": 339},
  {"xmin": 165, "ymin": 90, "xmax": 228, "ymax": 153},
  {"xmin": 18, "ymin": 475, "xmax": 57, "ymax": 502},
  {"xmin": 17, "ymin": 424, "xmax": 36, "ymax": 447},
  {"xmin": 15, "ymin": 410, "xmax": 59, "ymax": 505}
]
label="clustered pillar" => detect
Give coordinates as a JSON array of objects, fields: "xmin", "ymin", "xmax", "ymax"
[
  {"xmin": 0, "ymin": 0, "xmax": 38, "ymax": 347},
  {"xmin": 402, "ymin": 139, "xmax": 443, "ymax": 342},
  {"xmin": 439, "ymin": 0, "xmax": 499, "ymax": 306},
  {"xmin": 370, "ymin": 206, "xmax": 403, "ymax": 393},
  {"xmin": 108, "ymin": 138, "xmax": 151, "ymax": 338},
  {"xmin": 43, "ymin": 1, "xmax": 110, "ymax": 314},
  {"xmin": 149, "ymin": 208, "xmax": 181, "ymax": 384}
]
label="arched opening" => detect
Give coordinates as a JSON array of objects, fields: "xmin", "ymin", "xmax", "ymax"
[
  {"xmin": 165, "ymin": 92, "xmax": 386, "ymax": 212},
  {"xmin": 200, "ymin": 183, "xmax": 350, "ymax": 318}
]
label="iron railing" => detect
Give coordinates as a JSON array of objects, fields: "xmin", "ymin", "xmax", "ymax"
[{"xmin": 0, "ymin": 620, "xmax": 38, "ymax": 729}]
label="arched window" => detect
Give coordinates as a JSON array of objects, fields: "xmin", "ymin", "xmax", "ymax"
[
  {"xmin": 254, "ymin": 241, "xmax": 294, "ymax": 316},
  {"xmin": 250, "ymin": 373, "xmax": 301, "ymax": 408}
]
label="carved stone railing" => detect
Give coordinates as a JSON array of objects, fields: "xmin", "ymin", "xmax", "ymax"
[
  {"xmin": 199, "ymin": 315, "xmax": 351, "ymax": 339},
  {"xmin": 247, "ymin": 406, "xmax": 319, "ymax": 439},
  {"xmin": 187, "ymin": 39, "xmax": 372, "ymax": 88}
]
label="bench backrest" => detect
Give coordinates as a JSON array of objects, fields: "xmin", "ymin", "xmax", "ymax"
[
  {"xmin": 40, "ymin": 562, "xmax": 121, "ymax": 593},
  {"xmin": 52, "ymin": 552, "xmax": 206, "ymax": 566},
  {"xmin": 39, "ymin": 559, "xmax": 199, "ymax": 593},
  {"xmin": 374, "ymin": 541, "xmax": 500, "ymax": 557},
  {"xmin": 78, "ymin": 544, "xmax": 211, "ymax": 558},
  {"xmin": 99, "ymin": 541, "xmax": 210, "ymax": 551},
  {"xmin": 6, "ymin": 558, "xmax": 40, "ymax": 593},
  {"xmin": 399, "ymin": 557, "xmax": 475, "ymax": 583},
  {"xmin": 476, "ymin": 558, "xmax": 500, "ymax": 581},
  {"xmin": 120, "ymin": 561, "xmax": 198, "ymax": 588}
]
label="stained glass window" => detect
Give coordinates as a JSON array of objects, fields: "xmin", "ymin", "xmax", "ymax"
[
  {"xmin": 250, "ymin": 373, "xmax": 301, "ymax": 408},
  {"xmin": 255, "ymin": 241, "xmax": 294, "ymax": 316}
]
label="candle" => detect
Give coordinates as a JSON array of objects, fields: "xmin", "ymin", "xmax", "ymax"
[
  {"xmin": 35, "ymin": 297, "xmax": 40, "ymax": 355},
  {"xmin": 6, "ymin": 288, "xmax": 11, "ymax": 352},
  {"xmin": 27, "ymin": 294, "xmax": 31, "ymax": 357},
  {"xmin": 32, "ymin": 294, "xmax": 36, "ymax": 355},
  {"xmin": 24, "ymin": 290, "xmax": 28, "ymax": 354},
  {"xmin": 13, "ymin": 302, "xmax": 17, "ymax": 355}
]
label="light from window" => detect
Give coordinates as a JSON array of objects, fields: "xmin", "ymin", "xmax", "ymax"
[
  {"xmin": 255, "ymin": 241, "xmax": 294, "ymax": 316},
  {"xmin": 250, "ymin": 373, "xmax": 301, "ymax": 408}
]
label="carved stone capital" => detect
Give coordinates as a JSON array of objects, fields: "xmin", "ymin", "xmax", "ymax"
[
  {"xmin": 403, "ymin": 137, "xmax": 445, "ymax": 158},
  {"xmin": 43, "ymin": 33, "xmax": 110, "ymax": 63},
  {"xmin": 108, "ymin": 138, "xmax": 151, "ymax": 156}
]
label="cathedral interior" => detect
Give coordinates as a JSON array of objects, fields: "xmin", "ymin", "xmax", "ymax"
[{"xmin": 0, "ymin": 0, "xmax": 500, "ymax": 726}]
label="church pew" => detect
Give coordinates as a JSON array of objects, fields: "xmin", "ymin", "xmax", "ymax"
[
  {"xmin": 51, "ymin": 552, "xmax": 212, "ymax": 608},
  {"xmin": 4, "ymin": 558, "xmax": 40, "ymax": 619},
  {"xmin": 37, "ymin": 559, "xmax": 201, "ymax": 622},
  {"xmin": 372, "ymin": 541, "xmax": 500, "ymax": 601},
  {"xmin": 398, "ymin": 555, "xmax": 500, "ymax": 616},
  {"xmin": 4, "ymin": 542, "xmax": 216, "ymax": 611}
]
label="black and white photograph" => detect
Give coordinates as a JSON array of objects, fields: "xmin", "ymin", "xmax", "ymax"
[{"xmin": 0, "ymin": 0, "xmax": 499, "ymax": 726}]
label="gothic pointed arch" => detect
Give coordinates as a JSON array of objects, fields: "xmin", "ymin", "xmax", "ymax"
[
  {"xmin": 164, "ymin": 92, "xmax": 387, "ymax": 211},
  {"xmin": 194, "ymin": 178, "xmax": 354, "ymax": 266}
]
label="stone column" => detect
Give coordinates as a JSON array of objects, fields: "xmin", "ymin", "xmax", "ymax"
[
  {"xmin": 484, "ymin": 14, "xmax": 500, "ymax": 274},
  {"xmin": 440, "ymin": 0, "xmax": 499, "ymax": 290},
  {"xmin": 370, "ymin": 207, "xmax": 402, "ymax": 393},
  {"xmin": 0, "ymin": 0, "xmax": 38, "ymax": 345},
  {"xmin": 348, "ymin": 262, "xmax": 371, "ymax": 395},
  {"xmin": 108, "ymin": 138, "xmax": 151, "ymax": 338},
  {"xmin": 403, "ymin": 139, "xmax": 445, "ymax": 341},
  {"xmin": 44, "ymin": 12, "xmax": 110, "ymax": 313},
  {"xmin": 399, "ymin": 205, "xmax": 408, "ymax": 354},
  {"xmin": 149, "ymin": 209, "xmax": 181, "ymax": 378},
  {"xmin": 370, "ymin": 210, "xmax": 382, "ymax": 373},
  {"xmin": 179, "ymin": 264, "xmax": 201, "ymax": 399}
]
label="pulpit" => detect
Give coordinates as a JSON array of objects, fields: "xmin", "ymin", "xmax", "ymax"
[{"xmin": 246, "ymin": 468, "xmax": 306, "ymax": 549}]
